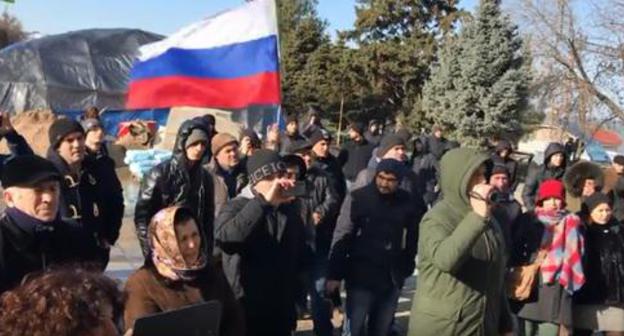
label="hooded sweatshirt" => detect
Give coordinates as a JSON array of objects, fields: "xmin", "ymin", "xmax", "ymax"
[
  {"xmin": 522, "ymin": 142, "xmax": 567, "ymax": 210},
  {"xmin": 409, "ymin": 148, "xmax": 512, "ymax": 336}
]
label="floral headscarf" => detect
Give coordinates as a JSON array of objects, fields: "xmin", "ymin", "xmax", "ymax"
[{"xmin": 148, "ymin": 206, "xmax": 207, "ymax": 281}]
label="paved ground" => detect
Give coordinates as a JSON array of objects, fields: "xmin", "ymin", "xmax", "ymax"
[{"xmin": 105, "ymin": 168, "xmax": 416, "ymax": 335}]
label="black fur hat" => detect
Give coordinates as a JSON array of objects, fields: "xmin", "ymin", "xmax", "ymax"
[{"xmin": 563, "ymin": 161, "xmax": 604, "ymax": 197}]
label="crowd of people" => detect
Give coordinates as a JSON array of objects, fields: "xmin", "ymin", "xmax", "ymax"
[{"xmin": 0, "ymin": 107, "xmax": 624, "ymax": 336}]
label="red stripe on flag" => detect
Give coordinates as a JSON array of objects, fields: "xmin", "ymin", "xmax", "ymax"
[{"xmin": 126, "ymin": 72, "xmax": 281, "ymax": 110}]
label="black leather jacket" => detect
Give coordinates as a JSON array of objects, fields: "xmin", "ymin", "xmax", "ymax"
[{"xmin": 134, "ymin": 120, "xmax": 215, "ymax": 258}]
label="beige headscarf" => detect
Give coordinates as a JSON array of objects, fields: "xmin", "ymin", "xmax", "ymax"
[{"xmin": 148, "ymin": 206, "xmax": 207, "ymax": 281}]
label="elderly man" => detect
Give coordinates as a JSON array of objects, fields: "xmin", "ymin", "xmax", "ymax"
[
  {"xmin": 0, "ymin": 155, "xmax": 82, "ymax": 294},
  {"xmin": 205, "ymin": 132, "xmax": 249, "ymax": 217}
]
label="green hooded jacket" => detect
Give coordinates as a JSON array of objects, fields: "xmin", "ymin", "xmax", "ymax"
[{"xmin": 408, "ymin": 148, "xmax": 512, "ymax": 336}]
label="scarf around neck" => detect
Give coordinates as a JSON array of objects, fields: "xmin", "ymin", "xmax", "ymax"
[{"xmin": 535, "ymin": 208, "xmax": 585, "ymax": 293}]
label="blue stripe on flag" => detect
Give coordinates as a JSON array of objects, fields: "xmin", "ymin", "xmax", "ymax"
[{"xmin": 130, "ymin": 35, "xmax": 279, "ymax": 80}]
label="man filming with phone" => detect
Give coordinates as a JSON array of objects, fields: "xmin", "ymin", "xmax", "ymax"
[{"xmin": 215, "ymin": 149, "xmax": 306, "ymax": 336}]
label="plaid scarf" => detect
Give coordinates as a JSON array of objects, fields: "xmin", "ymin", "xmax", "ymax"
[{"xmin": 535, "ymin": 208, "xmax": 585, "ymax": 293}]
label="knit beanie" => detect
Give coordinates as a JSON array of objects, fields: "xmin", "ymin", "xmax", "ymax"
[
  {"xmin": 48, "ymin": 118, "xmax": 85, "ymax": 149},
  {"xmin": 377, "ymin": 134, "xmax": 405, "ymax": 158},
  {"xmin": 185, "ymin": 128, "xmax": 209, "ymax": 148},
  {"xmin": 349, "ymin": 122, "xmax": 365, "ymax": 136},
  {"xmin": 247, "ymin": 149, "xmax": 286, "ymax": 185},
  {"xmin": 581, "ymin": 192, "xmax": 612, "ymax": 215},
  {"xmin": 307, "ymin": 129, "xmax": 331, "ymax": 146},
  {"xmin": 211, "ymin": 133, "xmax": 238, "ymax": 156},
  {"xmin": 376, "ymin": 158, "xmax": 407, "ymax": 181},
  {"xmin": 536, "ymin": 179, "xmax": 566, "ymax": 206}
]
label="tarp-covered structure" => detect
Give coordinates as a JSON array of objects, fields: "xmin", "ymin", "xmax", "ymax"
[{"xmin": 0, "ymin": 28, "xmax": 163, "ymax": 113}]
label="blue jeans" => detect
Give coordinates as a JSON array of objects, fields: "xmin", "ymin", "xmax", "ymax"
[
  {"xmin": 309, "ymin": 258, "xmax": 333, "ymax": 336},
  {"xmin": 342, "ymin": 286, "xmax": 401, "ymax": 336}
]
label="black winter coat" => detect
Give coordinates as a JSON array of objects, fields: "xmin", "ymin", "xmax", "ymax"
[
  {"xmin": 47, "ymin": 149, "xmax": 107, "ymax": 266},
  {"xmin": 0, "ymin": 212, "xmax": 82, "ymax": 294},
  {"xmin": 134, "ymin": 120, "xmax": 215, "ymax": 258},
  {"xmin": 328, "ymin": 183, "xmax": 420, "ymax": 291},
  {"xmin": 300, "ymin": 166, "xmax": 340, "ymax": 257},
  {"xmin": 411, "ymin": 151, "xmax": 439, "ymax": 206},
  {"xmin": 522, "ymin": 143, "xmax": 567, "ymax": 210},
  {"xmin": 610, "ymin": 176, "xmax": 624, "ymax": 223},
  {"xmin": 339, "ymin": 138, "xmax": 375, "ymax": 182},
  {"xmin": 574, "ymin": 219, "xmax": 624, "ymax": 305},
  {"xmin": 215, "ymin": 188, "xmax": 306, "ymax": 334},
  {"xmin": 85, "ymin": 146, "xmax": 124, "ymax": 245},
  {"xmin": 426, "ymin": 135, "xmax": 448, "ymax": 161},
  {"xmin": 312, "ymin": 154, "xmax": 347, "ymax": 202}
]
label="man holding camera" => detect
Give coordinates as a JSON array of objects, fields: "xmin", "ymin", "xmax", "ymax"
[
  {"xmin": 215, "ymin": 149, "xmax": 306, "ymax": 336},
  {"xmin": 326, "ymin": 159, "xmax": 420, "ymax": 336}
]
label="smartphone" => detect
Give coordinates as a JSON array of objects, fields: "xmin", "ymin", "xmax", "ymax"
[{"xmin": 282, "ymin": 181, "xmax": 309, "ymax": 198}]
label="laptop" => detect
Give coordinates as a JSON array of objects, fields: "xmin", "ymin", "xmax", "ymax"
[{"xmin": 133, "ymin": 300, "xmax": 222, "ymax": 336}]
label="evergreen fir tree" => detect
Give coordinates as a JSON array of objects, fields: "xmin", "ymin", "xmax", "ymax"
[{"xmin": 423, "ymin": 0, "xmax": 530, "ymax": 145}]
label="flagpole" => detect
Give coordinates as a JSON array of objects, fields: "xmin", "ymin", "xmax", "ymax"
[
  {"xmin": 271, "ymin": 0, "xmax": 284, "ymax": 131},
  {"xmin": 337, "ymin": 93, "xmax": 344, "ymax": 146}
]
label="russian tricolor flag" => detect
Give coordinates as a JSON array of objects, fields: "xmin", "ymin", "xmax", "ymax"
[{"xmin": 126, "ymin": 0, "xmax": 280, "ymax": 110}]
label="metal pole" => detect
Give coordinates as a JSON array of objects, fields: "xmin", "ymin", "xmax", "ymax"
[{"xmin": 337, "ymin": 93, "xmax": 344, "ymax": 146}]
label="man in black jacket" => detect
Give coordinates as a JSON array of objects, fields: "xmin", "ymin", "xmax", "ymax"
[
  {"xmin": 215, "ymin": 149, "xmax": 306, "ymax": 336},
  {"xmin": 491, "ymin": 139, "xmax": 519, "ymax": 192},
  {"xmin": 46, "ymin": 118, "xmax": 109, "ymax": 269},
  {"xmin": 488, "ymin": 163, "xmax": 522, "ymax": 251},
  {"xmin": 285, "ymin": 140, "xmax": 340, "ymax": 336},
  {"xmin": 522, "ymin": 142, "xmax": 566, "ymax": 210},
  {"xmin": 326, "ymin": 159, "xmax": 420, "ymax": 336},
  {"xmin": 0, "ymin": 155, "xmax": 82, "ymax": 294},
  {"xmin": 280, "ymin": 114, "xmax": 306, "ymax": 154},
  {"xmin": 411, "ymin": 138, "xmax": 439, "ymax": 207},
  {"xmin": 309, "ymin": 129, "xmax": 347, "ymax": 202},
  {"xmin": 339, "ymin": 122, "xmax": 375, "ymax": 190},
  {"xmin": 81, "ymin": 118, "xmax": 124, "ymax": 250},
  {"xmin": 426, "ymin": 125, "xmax": 448, "ymax": 161},
  {"xmin": 134, "ymin": 119, "xmax": 215, "ymax": 259}
]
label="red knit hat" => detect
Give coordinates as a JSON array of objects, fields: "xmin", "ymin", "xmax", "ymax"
[{"xmin": 536, "ymin": 179, "xmax": 566, "ymax": 206}]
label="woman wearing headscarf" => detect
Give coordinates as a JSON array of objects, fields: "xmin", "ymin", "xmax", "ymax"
[
  {"xmin": 510, "ymin": 179, "xmax": 585, "ymax": 335},
  {"xmin": 124, "ymin": 206, "xmax": 244, "ymax": 336},
  {"xmin": 573, "ymin": 193, "xmax": 624, "ymax": 336}
]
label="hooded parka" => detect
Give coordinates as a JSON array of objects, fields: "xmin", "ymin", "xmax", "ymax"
[{"xmin": 408, "ymin": 148, "xmax": 512, "ymax": 336}]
